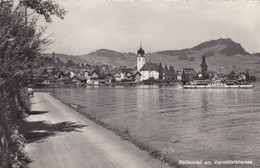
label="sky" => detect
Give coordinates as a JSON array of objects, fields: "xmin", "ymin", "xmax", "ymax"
[{"xmin": 38, "ymin": 0, "xmax": 260, "ymax": 55}]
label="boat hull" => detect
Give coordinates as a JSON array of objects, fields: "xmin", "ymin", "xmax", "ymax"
[{"xmin": 183, "ymin": 85, "xmax": 254, "ymax": 89}]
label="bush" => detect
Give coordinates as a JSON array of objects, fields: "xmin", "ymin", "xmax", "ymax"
[{"xmin": 0, "ymin": 78, "xmax": 30, "ymax": 167}]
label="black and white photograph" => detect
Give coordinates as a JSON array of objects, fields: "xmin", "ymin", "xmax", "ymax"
[{"xmin": 0, "ymin": 0, "xmax": 260, "ymax": 167}]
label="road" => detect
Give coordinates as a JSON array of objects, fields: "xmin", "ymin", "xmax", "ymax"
[{"xmin": 25, "ymin": 92, "xmax": 171, "ymax": 168}]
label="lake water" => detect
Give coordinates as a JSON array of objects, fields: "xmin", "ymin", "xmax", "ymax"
[{"xmin": 50, "ymin": 83, "xmax": 260, "ymax": 168}]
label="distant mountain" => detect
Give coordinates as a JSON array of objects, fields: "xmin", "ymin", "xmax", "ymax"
[
  {"xmin": 78, "ymin": 49, "xmax": 136, "ymax": 67},
  {"xmin": 45, "ymin": 38, "xmax": 260, "ymax": 77},
  {"xmin": 192, "ymin": 38, "xmax": 249, "ymax": 56},
  {"xmin": 147, "ymin": 38, "xmax": 260, "ymax": 76},
  {"xmin": 157, "ymin": 38, "xmax": 249, "ymax": 58},
  {"xmin": 41, "ymin": 53, "xmax": 84, "ymax": 64}
]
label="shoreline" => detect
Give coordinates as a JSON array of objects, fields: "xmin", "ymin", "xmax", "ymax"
[{"xmin": 49, "ymin": 91, "xmax": 181, "ymax": 168}]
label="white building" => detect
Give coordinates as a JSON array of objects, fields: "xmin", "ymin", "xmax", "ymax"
[
  {"xmin": 139, "ymin": 62, "xmax": 159, "ymax": 81},
  {"xmin": 136, "ymin": 45, "xmax": 159, "ymax": 81}
]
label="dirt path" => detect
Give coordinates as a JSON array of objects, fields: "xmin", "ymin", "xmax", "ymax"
[{"xmin": 25, "ymin": 92, "xmax": 171, "ymax": 168}]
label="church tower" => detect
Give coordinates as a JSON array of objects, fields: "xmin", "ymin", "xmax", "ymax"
[{"xmin": 137, "ymin": 43, "xmax": 145, "ymax": 71}]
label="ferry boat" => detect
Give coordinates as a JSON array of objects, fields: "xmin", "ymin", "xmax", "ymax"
[{"xmin": 182, "ymin": 80, "xmax": 254, "ymax": 89}]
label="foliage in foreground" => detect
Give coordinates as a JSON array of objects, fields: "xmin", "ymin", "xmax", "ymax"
[
  {"xmin": 0, "ymin": 1, "xmax": 66, "ymax": 167},
  {"xmin": 0, "ymin": 78, "xmax": 31, "ymax": 168}
]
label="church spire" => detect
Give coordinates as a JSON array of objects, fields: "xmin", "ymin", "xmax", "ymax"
[{"xmin": 137, "ymin": 41, "xmax": 145, "ymax": 57}]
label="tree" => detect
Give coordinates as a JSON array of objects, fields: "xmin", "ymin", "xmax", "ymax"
[
  {"xmin": 245, "ymin": 71, "xmax": 250, "ymax": 81},
  {"xmin": 250, "ymin": 75, "xmax": 256, "ymax": 82},
  {"xmin": 200, "ymin": 55, "xmax": 208, "ymax": 79},
  {"xmin": 0, "ymin": 0, "xmax": 67, "ymax": 78},
  {"xmin": 172, "ymin": 66, "xmax": 176, "ymax": 81},
  {"xmin": 0, "ymin": 0, "xmax": 66, "ymax": 23},
  {"xmin": 181, "ymin": 70, "xmax": 190, "ymax": 85},
  {"xmin": 229, "ymin": 70, "xmax": 236, "ymax": 80},
  {"xmin": 158, "ymin": 62, "xmax": 163, "ymax": 80},
  {"xmin": 164, "ymin": 64, "xmax": 169, "ymax": 81},
  {"xmin": 20, "ymin": 0, "xmax": 67, "ymax": 23},
  {"xmin": 169, "ymin": 65, "xmax": 176, "ymax": 82},
  {"xmin": 0, "ymin": 7, "xmax": 51, "ymax": 78},
  {"xmin": 65, "ymin": 60, "xmax": 75, "ymax": 68}
]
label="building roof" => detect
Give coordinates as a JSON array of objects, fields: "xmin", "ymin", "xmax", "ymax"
[
  {"xmin": 85, "ymin": 68, "xmax": 94, "ymax": 73},
  {"xmin": 69, "ymin": 69, "xmax": 78, "ymax": 74},
  {"xmin": 89, "ymin": 70, "xmax": 99, "ymax": 76},
  {"xmin": 133, "ymin": 71, "xmax": 141, "ymax": 77},
  {"xmin": 113, "ymin": 73, "xmax": 121, "ymax": 78},
  {"xmin": 139, "ymin": 62, "xmax": 158, "ymax": 71},
  {"xmin": 137, "ymin": 47, "xmax": 145, "ymax": 57},
  {"xmin": 73, "ymin": 75, "xmax": 87, "ymax": 81},
  {"xmin": 182, "ymin": 68, "xmax": 196, "ymax": 72},
  {"xmin": 46, "ymin": 66, "xmax": 54, "ymax": 69},
  {"xmin": 36, "ymin": 68, "xmax": 47, "ymax": 77},
  {"xmin": 182, "ymin": 68, "xmax": 196, "ymax": 74}
]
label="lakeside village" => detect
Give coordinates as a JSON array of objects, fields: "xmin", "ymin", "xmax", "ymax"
[{"xmin": 28, "ymin": 46, "xmax": 256, "ymax": 88}]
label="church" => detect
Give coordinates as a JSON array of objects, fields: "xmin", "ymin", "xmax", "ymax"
[{"xmin": 136, "ymin": 45, "xmax": 159, "ymax": 81}]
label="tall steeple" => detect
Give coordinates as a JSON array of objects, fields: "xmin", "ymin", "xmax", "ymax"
[
  {"xmin": 137, "ymin": 42, "xmax": 145, "ymax": 57},
  {"xmin": 137, "ymin": 42, "xmax": 146, "ymax": 71}
]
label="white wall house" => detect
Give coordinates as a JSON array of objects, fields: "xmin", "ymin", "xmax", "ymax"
[
  {"xmin": 139, "ymin": 62, "xmax": 159, "ymax": 81},
  {"xmin": 69, "ymin": 70, "xmax": 77, "ymax": 78},
  {"xmin": 87, "ymin": 70, "xmax": 100, "ymax": 85},
  {"xmin": 114, "ymin": 73, "xmax": 123, "ymax": 82}
]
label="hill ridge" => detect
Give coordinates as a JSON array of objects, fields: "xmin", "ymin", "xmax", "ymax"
[{"xmin": 43, "ymin": 38, "xmax": 260, "ymax": 77}]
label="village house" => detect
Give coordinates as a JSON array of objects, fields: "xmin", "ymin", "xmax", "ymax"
[
  {"xmin": 35, "ymin": 68, "xmax": 53, "ymax": 84},
  {"xmin": 55, "ymin": 71, "xmax": 70, "ymax": 80},
  {"xmin": 77, "ymin": 68, "xmax": 93, "ymax": 78},
  {"xmin": 133, "ymin": 71, "xmax": 141, "ymax": 83},
  {"xmin": 87, "ymin": 70, "xmax": 100, "ymax": 85},
  {"xmin": 71, "ymin": 75, "xmax": 87, "ymax": 84},
  {"xmin": 113, "ymin": 72, "xmax": 122, "ymax": 82},
  {"xmin": 238, "ymin": 73, "xmax": 246, "ymax": 80},
  {"xmin": 120, "ymin": 71, "xmax": 135, "ymax": 83},
  {"xmin": 207, "ymin": 71, "xmax": 216, "ymax": 79},
  {"xmin": 176, "ymin": 71, "xmax": 182, "ymax": 82},
  {"xmin": 182, "ymin": 68, "xmax": 196, "ymax": 75},
  {"xmin": 103, "ymin": 74, "xmax": 112, "ymax": 84},
  {"xmin": 125, "ymin": 71, "xmax": 134, "ymax": 80},
  {"xmin": 112, "ymin": 69, "xmax": 140, "ymax": 83},
  {"xmin": 181, "ymin": 68, "xmax": 197, "ymax": 81},
  {"xmin": 46, "ymin": 66, "xmax": 54, "ymax": 74},
  {"xmin": 78, "ymin": 69, "xmax": 86, "ymax": 76},
  {"xmin": 69, "ymin": 69, "xmax": 78, "ymax": 78}
]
